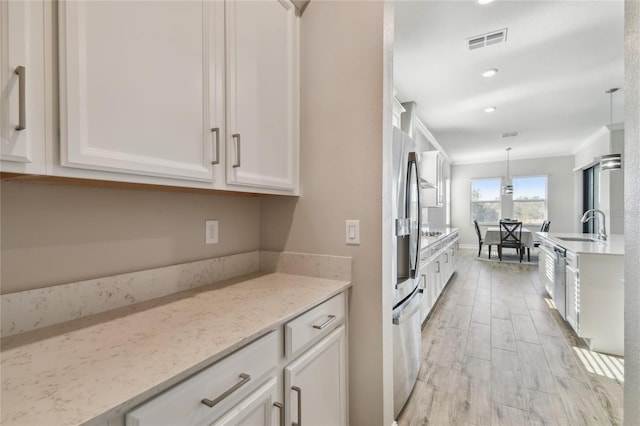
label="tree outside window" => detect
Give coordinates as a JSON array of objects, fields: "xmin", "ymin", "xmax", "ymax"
[
  {"xmin": 513, "ymin": 176, "xmax": 547, "ymax": 225},
  {"xmin": 470, "ymin": 178, "xmax": 501, "ymax": 224}
]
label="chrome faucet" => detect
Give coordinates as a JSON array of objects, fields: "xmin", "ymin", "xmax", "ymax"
[{"xmin": 580, "ymin": 209, "xmax": 607, "ymax": 241}]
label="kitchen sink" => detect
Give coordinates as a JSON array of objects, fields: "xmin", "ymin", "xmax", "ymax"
[{"xmin": 558, "ymin": 237, "xmax": 597, "ymax": 242}]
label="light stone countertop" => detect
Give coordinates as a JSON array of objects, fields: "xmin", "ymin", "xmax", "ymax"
[
  {"xmin": 537, "ymin": 232, "xmax": 625, "ymax": 256},
  {"xmin": 1, "ymin": 272, "xmax": 351, "ymax": 426},
  {"xmin": 421, "ymin": 227, "xmax": 459, "ymax": 250}
]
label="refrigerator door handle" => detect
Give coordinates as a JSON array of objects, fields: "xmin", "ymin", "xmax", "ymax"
[{"xmin": 392, "ymin": 290, "xmax": 422, "ymax": 325}]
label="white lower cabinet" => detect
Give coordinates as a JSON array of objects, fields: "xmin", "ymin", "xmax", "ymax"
[
  {"xmin": 538, "ymin": 242, "xmax": 555, "ymax": 298},
  {"xmin": 126, "ymin": 331, "xmax": 280, "ymax": 426},
  {"xmin": 284, "ymin": 326, "xmax": 347, "ymax": 426},
  {"xmin": 420, "ymin": 231, "xmax": 459, "ymax": 325},
  {"xmin": 565, "ymin": 253, "xmax": 579, "ymax": 334},
  {"xmin": 125, "ymin": 292, "xmax": 347, "ymax": 426},
  {"xmin": 210, "ymin": 376, "xmax": 280, "ymax": 426}
]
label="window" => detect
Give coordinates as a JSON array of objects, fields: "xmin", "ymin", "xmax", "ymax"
[
  {"xmin": 470, "ymin": 178, "xmax": 501, "ymax": 224},
  {"xmin": 512, "ymin": 176, "xmax": 547, "ymax": 224}
]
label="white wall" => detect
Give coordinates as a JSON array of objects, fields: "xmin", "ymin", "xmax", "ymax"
[
  {"xmin": 451, "ymin": 156, "xmax": 575, "ymax": 247},
  {"xmin": 260, "ymin": 2, "xmax": 393, "ymax": 425},
  {"xmin": 572, "ymin": 127, "xmax": 625, "ymax": 235},
  {"xmin": 624, "ymin": 0, "xmax": 640, "ymax": 422},
  {"xmin": 574, "ymin": 127, "xmax": 609, "ymax": 170}
]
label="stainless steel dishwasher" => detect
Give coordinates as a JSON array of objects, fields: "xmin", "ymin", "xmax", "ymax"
[{"xmin": 553, "ymin": 245, "xmax": 567, "ymax": 319}]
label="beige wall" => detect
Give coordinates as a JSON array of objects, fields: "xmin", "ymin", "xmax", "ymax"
[
  {"xmin": 0, "ymin": 181, "xmax": 260, "ymax": 294},
  {"xmin": 261, "ymin": 1, "xmax": 392, "ymax": 425}
]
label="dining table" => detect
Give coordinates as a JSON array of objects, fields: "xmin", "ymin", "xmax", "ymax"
[{"xmin": 483, "ymin": 226, "xmax": 534, "ymax": 259}]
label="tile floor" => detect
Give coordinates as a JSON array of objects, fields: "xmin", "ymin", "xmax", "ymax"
[{"xmin": 397, "ymin": 249, "xmax": 624, "ymax": 426}]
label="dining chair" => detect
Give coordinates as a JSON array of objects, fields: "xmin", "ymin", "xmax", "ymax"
[
  {"xmin": 498, "ymin": 221, "xmax": 523, "ymax": 262},
  {"xmin": 473, "ymin": 220, "xmax": 493, "ymax": 258},
  {"xmin": 533, "ymin": 220, "xmax": 550, "ymax": 248}
]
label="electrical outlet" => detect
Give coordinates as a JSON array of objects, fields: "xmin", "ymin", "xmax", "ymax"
[{"xmin": 205, "ymin": 220, "xmax": 219, "ymax": 244}]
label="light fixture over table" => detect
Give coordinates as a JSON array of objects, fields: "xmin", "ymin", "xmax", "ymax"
[
  {"xmin": 503, "ymin": 147, "xmax": 513, "ymax": 195},
  {"xmin": 600, "ymin": 88, "xmax": 622, "ymax": 171}
]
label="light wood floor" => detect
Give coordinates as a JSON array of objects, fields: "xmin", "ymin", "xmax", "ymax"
[{"xmin": 397, "ymin": 249, "xmax": 624, "ymax": 426}]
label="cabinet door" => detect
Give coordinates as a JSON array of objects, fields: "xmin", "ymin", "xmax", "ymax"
[
  {"xmin": 209, "ymin": 377, "xmax": 281, "ymax": 426},
  {"xmin": 225, "ymin": 0, "xmax": 298, "ymax": 192},
  {"xmin": 539, "ymin": 247, "xmax": 555, "ymax": 298},
  {"xmin": 0, "ymin": 0, "xmax": 46, "ymax": 173},
  {"xmin": 284, "ymin": 326, "xmax": 347, "ymax": 426},
  {"xmin": 419, "ymin": 272, "xmax": 429, "ymax": 323},
  {"xmin": 59, "ymin": 0, "xmax": 223, "ymax": 182},
  {"xmin": 565, "ymin": 265, "xmax": 579, "ymax": 333}
]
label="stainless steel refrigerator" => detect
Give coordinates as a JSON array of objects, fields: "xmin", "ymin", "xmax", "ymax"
[{"xmin": 391, "ymin": 127, "xmax": 423, "ymax": 418}]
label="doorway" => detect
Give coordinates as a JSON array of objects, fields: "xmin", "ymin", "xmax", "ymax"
[{"xmin": 582, "ymin": 164, "xmax": 600, "ymax": 234}]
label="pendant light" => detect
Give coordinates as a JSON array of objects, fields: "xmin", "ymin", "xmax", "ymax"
[
  {"xmin": 601, "ymin": 88, "xmax": 622, "ymax": 171},
  {"xmin": 502, "ymin": 147, "xmax": 513, "ymax": 195}
]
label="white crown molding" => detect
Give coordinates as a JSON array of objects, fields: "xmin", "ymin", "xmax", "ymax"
[
  {"xmin": 606, "ymin": 122, "xmax": 625, "ymax": 131},
  {"xmin": 414, "ymin": 118, "xmax": 452, "ymax": 164},
  {"xmin": 452, "ymin": 151, "xmax": 573, "ymax": 166}
]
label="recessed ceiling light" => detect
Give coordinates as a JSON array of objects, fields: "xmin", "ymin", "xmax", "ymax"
[
  {"xmin": 482, "ymin": 68, "xmax": 499, "ymax": 78},
  {"xmin": 478, "ymin": 0, "xmax": 495, "ymax": 4},
  {"xmin": 484, "ymin": 107, "xmax": 496, "ymax": 113}
]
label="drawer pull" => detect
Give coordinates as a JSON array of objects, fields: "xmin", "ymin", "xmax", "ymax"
[
  {"xmin": 273, "ymin": 402, "xmax": 284, "ymax": 426},
  {"xmin": 15, "ymin": 66, "xmax": 26, "ymax": 131},
  {"xmin": 313, "ymin": 314, "xmax": 336, "ymax": 330},
  {"xmin": 201, "ymin": 373, "xmax": 251, "ymax": 407},
  {"xmin": 273, "ymin": 401, "xmax": 284, "ymax": 426},
  {"xmin": 292, "ymin": 386, "xmax": 302, "ymax": 426},
  {"xmin": 211, "ymin": 128, "xmax": 220, "ymax": 165},
  {"xmin": 232, "ymin": 133, "xmax": 241, "ymax": 168}
]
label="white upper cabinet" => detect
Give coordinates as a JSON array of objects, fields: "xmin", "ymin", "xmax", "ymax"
[
  {"xmin": 225, "ymin": 0, "xmax": 298, "ymax": 191},
  {"xmin": 58, "ymin": 0, "xmax": 224, "ymax": 182},
  {"xmin": 420, "ymin": 150, "xmax": 444, "ymax": 207},
  {"xmin": 0, "ymin": 0, "xmax": 47, "ymax": 174}
]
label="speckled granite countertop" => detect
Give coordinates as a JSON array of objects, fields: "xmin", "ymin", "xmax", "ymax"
[{"xmin": 1, "ymin": 272, "xmax": 351, "ymax": 426}]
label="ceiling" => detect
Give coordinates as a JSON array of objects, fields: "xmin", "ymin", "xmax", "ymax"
[{"xmin": 393, "ymin": 0, "xmax": 625, "ymax": 164}]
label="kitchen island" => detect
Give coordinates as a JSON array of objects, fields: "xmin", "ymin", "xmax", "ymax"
[
  {"xmin": 1, "ymin": 272, "xmax": 351, "ymax": 426},
  {"xmin": 536, "ymin": 232, "xmax": 624, "ymax": 356}
]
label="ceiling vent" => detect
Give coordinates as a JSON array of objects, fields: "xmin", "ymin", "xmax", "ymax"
[
  {"xmin": 501, "ymin": 131, "xmax": 519, "ymax": 138},
  {"xmin": 467, "ymin": 28, "xmax": 508, "ymax": 50}
]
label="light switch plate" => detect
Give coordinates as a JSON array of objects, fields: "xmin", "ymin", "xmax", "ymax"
[
  {"xmin": 345, "ymin": 220, "xmax": 360, "ymax": 245},
  {"xmin": 205, "ymin": 220, "xmax": 219, "ymax": 244}
]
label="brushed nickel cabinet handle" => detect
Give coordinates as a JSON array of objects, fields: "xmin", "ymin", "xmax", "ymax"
[
  {"xmin": 313, "ymin": 314, "xmax": 336, "ymax": 330},
  {"xmin": 201, "ymin": 373, "xmax": 251, "ymax": 407},
  {"xmin": 15, "ymin": 66, "xmax": 26, "ymax": 131},
  {"xmin": 232, "ymin": 133, "xmax": 241, "ymax": 168},
  {"xmin": 211, "ymin": 128, "xmax": 220, "ymax": 165},
  {"xmin": 292, "ymin": 386, "xmax": 302, "ymax": 426},
  {"xmin": 273, "ymin": 401, "xmax": 284, "ymax": 426},
  {"xmin": 436, "ymin": 261, "xmax": 440, "ymax": 273}
]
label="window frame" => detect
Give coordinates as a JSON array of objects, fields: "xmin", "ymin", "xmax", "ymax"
[
  {"xmin": 469, "ymin": 177, "xmax": 502, "ymax": 225},
  {"xmin": 511, "ymin": 174, "xmax": 548, "ymax": 226}
]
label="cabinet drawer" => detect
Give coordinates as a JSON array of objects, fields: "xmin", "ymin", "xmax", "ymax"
[
  {"xmin": 285, "ymin": 293, "xmax": 345, "ymax": 359},
  {"xmin": 126, "ymin": 331, "xmax": 278, "ymax": 426}
]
